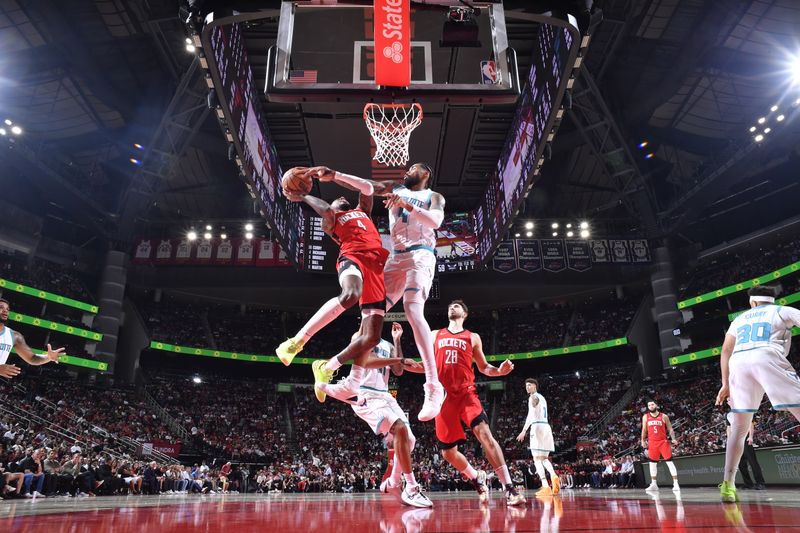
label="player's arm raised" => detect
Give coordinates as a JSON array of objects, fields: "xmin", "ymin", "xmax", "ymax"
[
  {"xmin": 288, "ymin": 193, "xmax": 336, "ymax": 234},
  {"xmin": 384, "ymin": 192, "xmax": 445, "ymax": 230},
  {"xmin": 472, "ymin": 332, "xmax": 514, "ymax": 377},
  {"xmin": 13, "ymin": 333, "xmax": 63, "ymax": 366},
  {"xmin": 303, "ymin": 166, "xmax": 393, "ymax": 196},
  {"xmin": 640, "ymin": 415, "xmax": 648, "ymax": 448},
  {"xmin": 715, "ymin": 333, "xmax": 737, "ymax": 406},
  {"xmin": 664, "ymin": 414, "xmax": 677, "ymax": 445},
  {"xmin": 395, "ymin": 325, "xmax": 429, "ymax": 374}
]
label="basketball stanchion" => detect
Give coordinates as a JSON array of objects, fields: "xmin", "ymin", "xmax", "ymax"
[{"xmin": 363, "ymin": 103, "xmax": 423, "ymax": 167}]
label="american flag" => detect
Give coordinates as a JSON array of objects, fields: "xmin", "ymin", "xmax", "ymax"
[{"xmin": 289, "ymin": 69, "xmax": 318, "ymax": 83}]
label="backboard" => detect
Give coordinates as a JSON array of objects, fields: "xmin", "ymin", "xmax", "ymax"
[{"xmin": 266, "ymin": 1, "xmax": 519, "ymax": 103}]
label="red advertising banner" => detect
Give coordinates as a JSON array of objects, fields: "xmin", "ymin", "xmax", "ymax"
[
  {"xmin": 151, "ymin": 440, "xmax": 182, "ymax": 458},
  {"xmin": 374, "ymin": 0, "xmax": 410, "ymax": 87}
]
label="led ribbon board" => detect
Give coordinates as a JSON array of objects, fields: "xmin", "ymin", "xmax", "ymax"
[
  {"xmin": 677, "ymin": 261, "xmax": 800, "ymax": 310},
  {"xmin": 150, "ymin": 337, "xmax": 627, "ymax": 365},
  {"xmin": 728, "ymin": 291, "xmax": 800, "ymax": 321},
  {"xmin": 8, "ymin": 312, "xmax": 102, "ymax": 341},
  {"xmin": 669, "ymin": 327, "xmax": 800, "ymax": 366},
  {"xmin": 11, "ymin": 347, "xmax": 107, "ymax": 371},
  {"xmin": 0, "ymin": 278, "xmax": 98, "ymax": 314}
]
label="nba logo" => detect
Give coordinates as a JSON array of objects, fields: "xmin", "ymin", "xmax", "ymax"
[{"xmin": 480, "ymin": 60, "xmax": 498, "ymax": 84}]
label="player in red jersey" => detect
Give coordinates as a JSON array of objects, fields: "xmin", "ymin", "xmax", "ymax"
[
  {"xmin": 640, "ymin": 400, "xmax": 680, "ymax": 492},
  {"xmin": 431, "ymin": 299, "xmax": 526, "ymax": 506},
  {"xmin": 279, "ymin": 169, "xmax": 400, "ymax": 401}
]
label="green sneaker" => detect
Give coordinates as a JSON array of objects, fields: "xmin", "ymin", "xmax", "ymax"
[
  {"xmin": 719, "ymin": 481, "xmax": 739, "ymax": 503},
  {"xmin": 312, "ymin": 360, "xmax": 336, "ymax": 403},
  {"xmin": 276, "ymin": 337, "xmax": 305, "ymax": 366}
]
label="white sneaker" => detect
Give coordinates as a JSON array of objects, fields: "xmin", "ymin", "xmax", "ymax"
[
  {"xmin": 401, "ymin": 485, "xmax": 433, "ymax": 508},
  {"xmin": 474, "ymin": 470, "xmax": 489, "ymax": 504},
  {"xmin": 380, "ymin": 478, "xmax": 403, "ymax": 502},
  {"xmin": 645, "ymin": 482, "xmax": 659, "ymax": 492},
  {"xmin": 33, "ymin": 491, "xmax": 45, "ymax": 498},
  {"xmin": 418, "ymin": 382, "xmax": 446, "ymax": 422},
  {"xmin": 672, "ymin": 484, "xmax": 680, "ymax": 492}
]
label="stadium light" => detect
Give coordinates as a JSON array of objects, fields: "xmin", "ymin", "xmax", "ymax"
[
  {"xmin": 580, "ymin": 221, "xmax": 589, "ymax": 229},
  {"xmin": 749, "ymin": 126, "xmax": 757, "ymax": 132},
  {"xmin": 764, "ymin": 127, "xmax": 771, "ymax": 134},
  {"xmin": 567, "ymin": 231, "xmax": 574, "ymax": 237},
  {"xmin": 575, "ymin": 371, "xmax": 580, "ymax": 378},
  {"xmin": 187, "ymin": 231, "xmax": 197, "ymax": 241},
  {"xmin": 638, "ymin": 141, "xmax": 648, "ymax": 149},
  {"xmin": 566, "ymin": 223, "xmax": 573, "ymax": 229},
  {"xmin": 220, "ymin": 233, "xmax": 227, "ymax": 240},
  {"xmin": 770, "ymin": 105, "xmax": 779, "ymax": 112},
  {"xmin": 644, "ymin": 153, "xmax": 654, "ymax": 159},
  {"xmin": 186, "ymin": 43, "xmax": 196, "ymax": 53},
  {"xmin": 203, "ymin": 232, "xmax": 212, "ymax": 240},
  {"xmin": 524, "ymin": 221, "xmax": 534, "ymax": 229},
  {"xmin": 526, "ymin": 231, "xmax": 533, "ymax": 237},
  {"xmin": 754, "ymin": 134, "xmax": 764, "ymax": 142},
  {"xmin": 792, "ymin": 55, "xmax": 800, "ymax": 83},
  {"xmin": 514, "ymin": 233, "xmax": 520, "ymax": 238},
  {"xmin": 133, "ymin": 143, "xmax": 144, "ymax": 150},
  {"xmin": 10, "ymin": 125, "xmax": 21, "ymax": 135},
  {"xmin": 757, "ymin": 116, "xmax": 766, "ymax": 124},
  {"xmin": 245, "ymin": 223, "xmax": 254, "ymax": 231},
  {"xmin": 580, "ymin": 229, "xmax": 590, "ymax": 239},
  {"xmin": 777, "ymin": 114, "xmax": 785, "ymax": 122},
  {"xmin": 245, "ymin": 231, "xmax": 254, "ymax": 240},
  {"xmin": 129, "ymin": 158, "xmax": 142, "ymax": 165},
  {"xmin": 205, "ymin": 224, "xmax": 212, "ymax": 231},
  {"xmin": 552, "ymin": 231, "xmax": 558, "ymax": 237},
  {"xmin": 551, "ymin": 222, "xmax": 559, "ymax": 229},
  {"xmin": 3, "ymin": 119, "xmax": 11, "ymax": 126},
  {"xmin": 192, "ymin": 376, "xmax": 202, "ymax": 384},
  {"xmin": 0, "ymin": 128, "xmax": 5, "ymax": 136}
]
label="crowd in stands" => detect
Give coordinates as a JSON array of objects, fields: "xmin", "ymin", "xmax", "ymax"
[
  {"xmin": 679, "ymin": 237, "xmax": 800, "ymax": 298},
  {"xmin": 0, "ymin": 252, "xmax": 93, "ymax": 302},
  {"xmin": 569, "ymin": 299, "xmax": 638, "ymax": 345}
]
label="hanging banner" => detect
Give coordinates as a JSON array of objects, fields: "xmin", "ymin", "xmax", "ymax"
[
  {"xmin": 174, "ymin": 239, "xmax": 193, "ymax": 263},
  {"xmin": 133, "ymin": 239, "xmax": 153, "ymax": 263},
  {"xmin": 374, "ymin": 0, "xmax": 411, "ymax": 87},
  {"xmin": 256, "ymin": 239, "xmax": 276, "ymax": 266},
  {"xmin": 541, "ymin": 239, "xmax": 566, "ymax": 272},
  {"xmin": 493, "ymin": 241, "xmax": 517, "ymax": 273},
  {"xmin": 516, "ymin": 239, "xmax": 542, "ymax": 272},
  {"xmin": 610, "ymin": 239, "xmax": 630, "ymax": 263},
  {"xmin": 629, "ymin": 239, "xmax": 651, "ymax": 263},
  {"xmin": 275, "ymin": 242, "xmax": 293, "ymax": 267},
  {"xmin": 591, "ymin": 240, "xmax": 611, "ymax": 263},
  {"xmin": 236, "ymin": 239, "xmax": 255, "ymax": 264},
  {"xmin": 195, "ymin": 239, "xmax": 213, "ymax": 263},
  {"xmin": 566, "ymin": 240, "xmax": 592, "ymax": 272},
  {"xmin": 214, "ymin": 239, "xmax": 234, "ymax": 264},
  {"xmin": 155, "ymin": 240, "xmax": 173, "ymax": 263}
]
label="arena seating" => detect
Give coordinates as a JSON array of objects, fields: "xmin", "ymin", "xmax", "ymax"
[{"xmin": 0, "ymin": 252, "xmax": 94, "ymax": 302}]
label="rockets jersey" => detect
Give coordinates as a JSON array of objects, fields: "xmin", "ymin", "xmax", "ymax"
[
  {"xmin": 387, "ymin": 186, "xmax": 437, "ymax": 251},
  {"xmin": 646, "ymin": 412, "xmax": 667, "ymax": 443},
  {"xmin": 331, "ymin": 209, "xmax": 384, "ymax": 256},
  {"xmin": 727, "ymin": 304, "xmax": 800, "ymax": 359},
  {"xmin": 527, "ymin": 393, "xmax": 549, "ymax": 424},
  {"xmin": 356, "ymin": 339, "xmax": 395, "ymax": 395},
  {"xmin": 434, "ymin": 328, "xmax": 475, "ymax": 394},
  {"xmin": 0, "ymin": 326, "xmax": 14, "ymax": 365}
]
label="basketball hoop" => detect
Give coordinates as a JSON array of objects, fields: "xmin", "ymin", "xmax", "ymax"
[{"xmin": 363, "ymin": 103, "xmax": 423, "ymax": 167}]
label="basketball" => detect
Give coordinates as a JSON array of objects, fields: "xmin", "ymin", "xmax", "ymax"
[{"xmin": 281, "ymin": 167, "xmax": 313, "ymax": 195}]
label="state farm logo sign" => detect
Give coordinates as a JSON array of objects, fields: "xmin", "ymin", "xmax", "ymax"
[{"xmin": 375, "ymin": 0, "xmax": 410, "ymax": 86}]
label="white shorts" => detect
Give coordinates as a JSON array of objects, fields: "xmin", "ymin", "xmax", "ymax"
[
  {"xmin": 529, "ymin": 423, "xmax": 555, "ymax": 454},
  {"xmin": 351, "ymin": 393, "xmax": 409, "ymax": 435},
  {"xmin": 729, "ymin": 350, "xmax": 800, "ymax": 412},
  {"xmin": 384, "ymin": 249, "xmax": 436, "ymax": 309}
]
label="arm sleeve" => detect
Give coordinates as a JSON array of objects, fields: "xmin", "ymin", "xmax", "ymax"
[
  {"xmin": 334, "ymin": 172, "xmax": 374, "ymax": 196},
  {"xmin": 408, "ymin": 204, "xmax": 444, "ymax": 229}
]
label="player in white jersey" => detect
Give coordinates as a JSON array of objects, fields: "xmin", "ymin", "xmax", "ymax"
[
  {"xmin": 315, "ymin": 322, "xmax": 432, "ymax": 508},
  {"xmin": 0, "ymin": 299, "xmax": 64, "ymax": 378},
  {"xmin": 516, "ymin": 378, "xmax": 559, "ymax": 496},
  {"xmin": 715, "ymin": 285, "xmax": 800, "ymax": 503},
  {"xmin": 300, "ymin": 163, "xmax": 446, "ymax": 422}
]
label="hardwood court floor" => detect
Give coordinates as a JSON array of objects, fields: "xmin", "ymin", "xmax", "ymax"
[{"xmin": 2, "ymin": 487, "xmax": 799, "ymax": 532}]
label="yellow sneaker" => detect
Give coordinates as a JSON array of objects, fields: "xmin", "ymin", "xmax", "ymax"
[
  {"xmin": 552, "ymin": 475, "xmax": 561, "ymax": 495},
  {"xmin": 312, "ymin": 360, "xmax": 335, "ymax": 403},
  {"xmin": 276, "ymin": 337, "xmax": 305, "ymax": 366},
  {"xmin": 536, "ymin": 486, "xmax": 553, "ymax": 497}
]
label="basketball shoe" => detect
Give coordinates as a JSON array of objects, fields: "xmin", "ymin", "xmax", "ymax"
[
  {"xmin": 276, "ymin": 337, "xmax": 305, "ymax": 366},
  {"xmin": 551, "ymin": 476, "xmax": 561, "ymax": 495},
  {"xmin": 473, "ymin": 469, "xmax": 489, "ymax": 504},
  {"xmin": 505, "ymin": 486, "xmax": 526, "ymax": 506},
  {"xmin": 401, "ymin": 485, "xmax": 433, "ymax": 508},
  {"xmin": 719, "ymin": 481, "xmax": 739, "ymax": 503},
  {"xmin": 536, "ymin": 486, "xmax": 552, "ymax": 497},
  {"xmin": 312, "ymin": 360, "xmax": 336, "ymax": 402},
  {"xmin": 418, "ymin": 382, "xmax": 446, "ymax": 421}
]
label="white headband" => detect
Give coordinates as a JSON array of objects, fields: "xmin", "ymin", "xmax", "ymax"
[{"xmin": 749, "ymin": 296, "xmax": 775, "ymax": 305}]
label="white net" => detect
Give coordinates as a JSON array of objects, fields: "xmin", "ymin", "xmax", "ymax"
[{"xmin": 363, "ymin": 103, "xmax": 423, "ymax": 167}]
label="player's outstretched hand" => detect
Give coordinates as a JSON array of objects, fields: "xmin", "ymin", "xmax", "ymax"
[
  {"xmin": 497, "ymin": 359, "xmax": 514, "ymax": 376},
  {"xmin": 46, "ymin": 344, "xmax": 65, "ymax": 363},
  {"xmin": 0, "ymin": 364, "xmax": 21, "ymax": 378},
  {"xmin": 715, "ymin": 383, "xmax": 730, "ymax": 406},
  {"xmin": 515, "ymin": 432, "xmax": 526, "ymax": 443},
  {"xmin": 303, "ymin": 166, "xmax": 335, "ymax": 181},
  {"xmin": 391, "ymin": 322, "xmax": 403, "ymax": 341},
  {"xmin": 283, "ymin": 190, "xmax": 306, "ymax": 202},
  {"xmin": 401, "ymin": 359, "xmax": 424, "ymax": 371},
  {"xmin": 383, "ymin": 193, "xmax": 411, "ymax": 211}
]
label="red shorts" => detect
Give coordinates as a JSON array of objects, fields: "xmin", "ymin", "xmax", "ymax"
[
  {"xmin": 434, "ymin": 387, "xmax": 488, "ymax": 447},
  {"xmin": 648, "ymin": 440, "xmax": 672, "ymax": 461},
  {"xmin": 337, "ymin": 248, "xmax": 389, "ymax": 310}
]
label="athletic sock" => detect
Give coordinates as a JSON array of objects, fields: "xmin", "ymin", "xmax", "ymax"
[
  {"xmin": 324, "ymin": 357, "xmax": 343, "ymax": 372},
  {"xmin": 496, "ymin": 465, "xmax": 512, "ymax": 489},
  {"xmin": 403, "ymin": 472, "xmax": 418, "ymax": 489},
  {"xmin": 535, "ymin": 461, "xmax": 548, "ymax": 488},
  {"xmin": 666, "ymin": 461, "xmax": 678, "ymax": 481},
  {"xmin": 648, "ymin": 462, "xmax": 658, "ymax": 483},
  {"xmin": 349, "ymin": 365, "xmax": 365, "ymax": 384},
  {"xmin": 299, "ymin": 298, "xmax": 346, "ymax": 342},
  {"xmin": 460, "ymin": 464, "xmax": 478, "ymax": 480},
  {"xmin": 542, "ymin": 458, "xmax": 557, "ymax": 479}
]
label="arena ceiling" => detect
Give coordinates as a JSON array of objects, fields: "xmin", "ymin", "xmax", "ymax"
[{"xmin": 1, "ymin": 0, "xmax": 799, "ymax": 250}]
